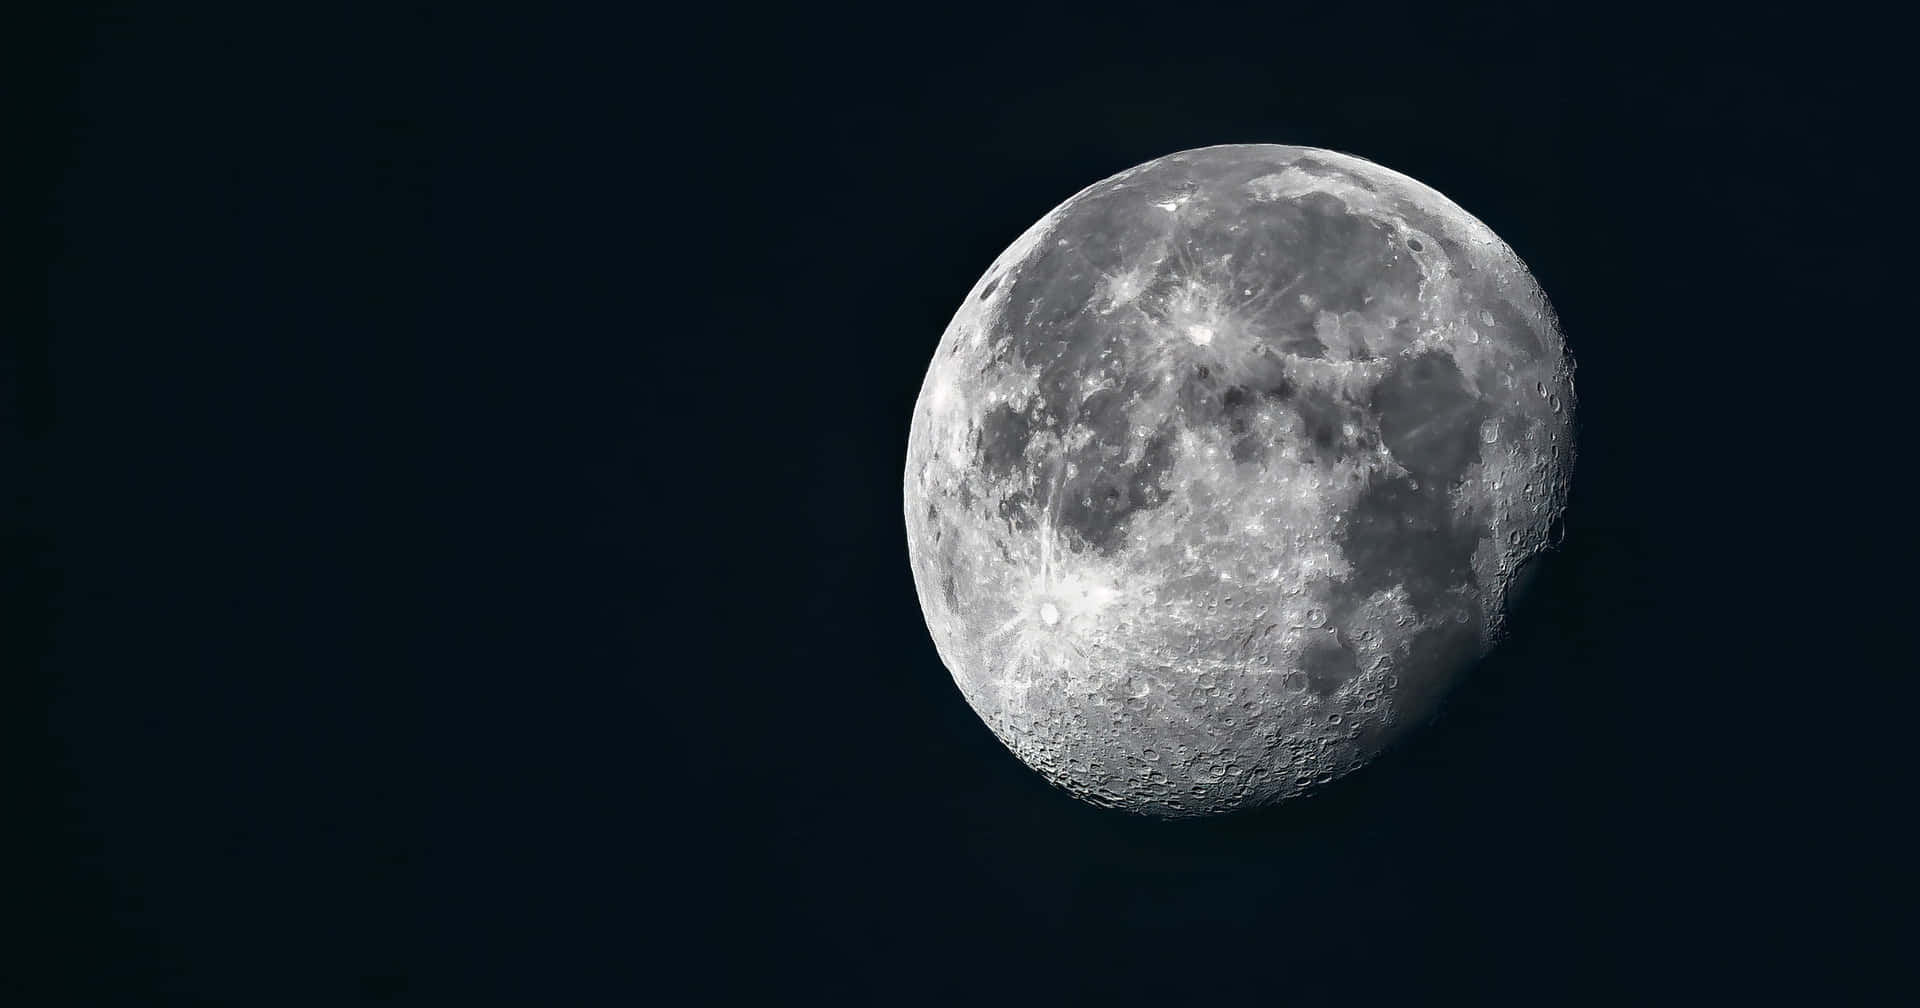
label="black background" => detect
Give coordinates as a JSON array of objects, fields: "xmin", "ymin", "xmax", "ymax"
[{"xmin": 17, "ymin": 4, "xmax": 1896, "ymax": 1005}]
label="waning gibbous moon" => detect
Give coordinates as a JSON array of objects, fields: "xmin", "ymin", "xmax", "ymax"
[{"xmin": 904, "ymin": 144, "xmax": 1575, "ymax": 818}]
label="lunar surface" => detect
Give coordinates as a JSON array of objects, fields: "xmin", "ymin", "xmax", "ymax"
[{"xmin": 904, "ymin": 144, "xmax": 1575, "ymax": 818}]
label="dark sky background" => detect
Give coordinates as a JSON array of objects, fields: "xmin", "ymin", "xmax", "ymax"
[{"xmin": 17, "ymin": 4, "xmax": 1895, "ymax": 1006}]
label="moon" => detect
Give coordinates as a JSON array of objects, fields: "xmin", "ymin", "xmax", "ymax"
[{"xmin": 904, "ymin": 145, "xmax": 1575, "ymax": 818}]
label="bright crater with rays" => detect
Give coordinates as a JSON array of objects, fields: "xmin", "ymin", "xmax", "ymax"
[{"xmin": 904, "ymin": 145, "xmax": 1575, "ymax": 818}]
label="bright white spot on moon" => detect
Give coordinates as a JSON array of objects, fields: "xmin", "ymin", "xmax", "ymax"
[
  {"xmin": 1039, "ymin": 602, "xmax": 1060, "ymax": 625},
  {"xmin": 1186, "ymin": 324, "xmax": 1214, "ymax": 346}
]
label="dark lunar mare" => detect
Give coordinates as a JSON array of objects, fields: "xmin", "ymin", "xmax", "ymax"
[
  {"xmin": 1373, "ymin": 350, "xmax": 1489, "ymax": 486},
  {"xmin": 970, "ymin": 156, "xmax": 1463, "ymax": 562},
  {"xmin": 1338, "ymin": 473, "xmax": 1484, "ymax": 615}
]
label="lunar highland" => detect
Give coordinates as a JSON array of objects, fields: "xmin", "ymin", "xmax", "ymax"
[{"xmin": 904, "ymin": 144, "xmax": 1575, "ymax": 817}]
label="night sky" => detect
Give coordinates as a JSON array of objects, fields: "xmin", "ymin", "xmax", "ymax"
[{"xmin": 19, "ymin": 4, "xmax": 1893, "ymax": 1005}]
